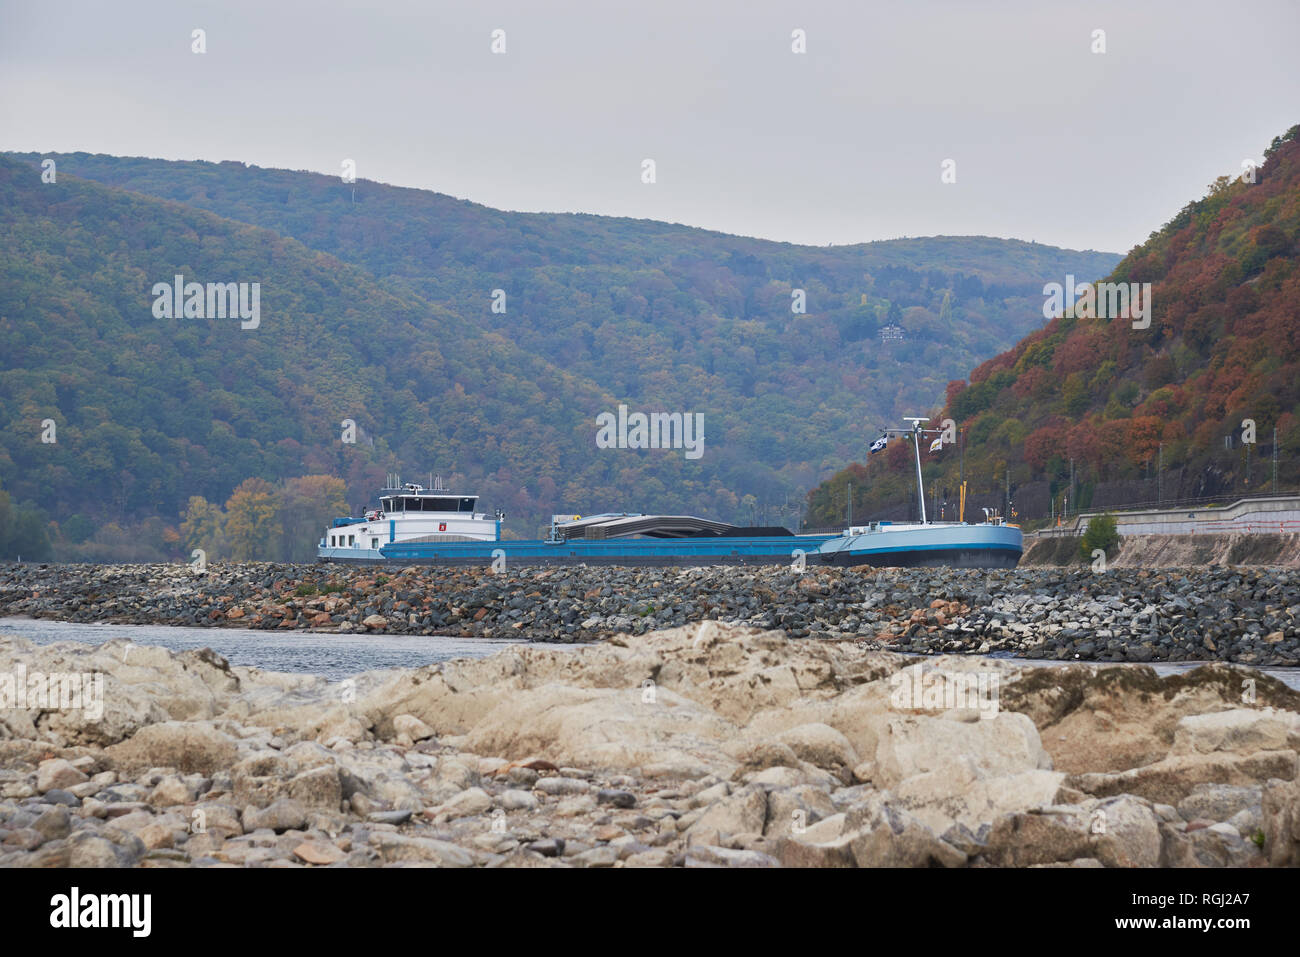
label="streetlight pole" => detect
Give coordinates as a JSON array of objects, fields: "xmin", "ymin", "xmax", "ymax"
[
  {"xmin": 1274, "ymin": 427, "xmax": 1279, "ymax": 494},
  {"xmin": 1157, "ymin": 442, "xmax": 1163, "ymax": 503}
]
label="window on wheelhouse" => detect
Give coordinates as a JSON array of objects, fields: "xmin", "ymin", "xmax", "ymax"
[{"xmin": 410, "ymin": 497, "xmax": 453, "ymax": 511}]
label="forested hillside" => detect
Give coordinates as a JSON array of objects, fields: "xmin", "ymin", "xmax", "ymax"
[
  {"xmin": 808, "ymin": 125, "xmax": 1300, "ymax": 529},
  {"xmin": 1, "ymin": 152, "xmax": 1119, "ymax": 560},
  {"xmin": 0, "ymin": 157, "xmax": 615, "ymax": 560}
]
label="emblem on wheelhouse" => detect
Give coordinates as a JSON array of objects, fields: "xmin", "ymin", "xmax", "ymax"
[{"xmin": 318, "ymin": 474, "xmax": 502, "ymax": 561}]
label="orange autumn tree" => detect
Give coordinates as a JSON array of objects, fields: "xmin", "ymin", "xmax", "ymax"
[
  {"xmin": 1124, "ymin": 416, "xmax": 1166, "ymax": 468},
  {"xmin": 224, "ymin": 478, "xmax": 282, "ymax": 561},
  {"xmin": 1024, "ymin": 426, "xmax": 1066, "ymax": 470}
]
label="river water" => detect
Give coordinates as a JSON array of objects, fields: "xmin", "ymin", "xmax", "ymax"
[
  {"xmin": 0, "ymin": 617, "xmax": 538, "ymax": 680},
  {"xmin": 2, "ymin": 617, "xmax": 1297, "ymax": 689}
]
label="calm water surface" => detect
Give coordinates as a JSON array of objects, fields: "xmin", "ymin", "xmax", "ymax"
[{"xmin": 0, "ymin": 617, "xmax": 546, "ymax": 680}]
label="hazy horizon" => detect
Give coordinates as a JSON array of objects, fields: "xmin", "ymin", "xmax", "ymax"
[
  {"xmin": 6, "ymin": 146, "xmax": 1131, "ymax": 256},
  {"xmin": 3, "ymin": 0, "xmax": 1297, "ymax": 257}
]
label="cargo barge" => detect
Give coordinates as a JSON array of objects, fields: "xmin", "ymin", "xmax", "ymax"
[{"xmin": 317, "ymin": 416, "xmax": 1022, "ymax": 569}]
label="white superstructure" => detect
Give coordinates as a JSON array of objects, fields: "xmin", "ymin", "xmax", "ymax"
[{"xmin": 318, "ymin": 475, "xmax": 500, "ymax": 561}]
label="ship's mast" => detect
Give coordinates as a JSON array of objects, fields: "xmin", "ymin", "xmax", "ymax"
[
  {"xmin": 876, "ymin": 416, "xmax": 946, "ymax": 526},
  {"xmin": 904, "ymin": 417, "xmax": 928, "ymax": 524}
]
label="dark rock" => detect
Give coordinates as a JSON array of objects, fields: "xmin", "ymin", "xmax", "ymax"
[
  {"xmin": 596, "ymin": 789, "xmax": 637, "ymax": 809},
  {"xmin": 526, "ymin": 838, "xmax": 565, "ymax": 857}
]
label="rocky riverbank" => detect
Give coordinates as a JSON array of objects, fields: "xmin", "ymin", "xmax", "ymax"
[
  {"xmin": 2, "ymin": 562, "xmax": 1299, "ymax": 665},
  {"xmin": 2, "ymin": 621, "xmax": 1300, "ymax": 868}
]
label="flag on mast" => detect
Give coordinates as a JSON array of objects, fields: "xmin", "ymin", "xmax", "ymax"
[
  {"xmin": 928, "ymin": 436, "xmax": 944, "ymax": 453},
  {"xmin": 868, "ymin": 436, "xmax": 888, "ymax": 455}
]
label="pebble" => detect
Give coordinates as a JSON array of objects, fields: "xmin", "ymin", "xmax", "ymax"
[
  {"xmin": 36, "ymin": 760, "xmax": 87, "ymax": 794},
  {"xmin": 367, "ymin": 809, "xmax": 413, "ymax": 826},
  {"xmin": 497, "ymin": 790, "xmax": 539, "ymax": 811},
  {"xmin": 596, "ymin": 789, "xmax": 637, "ymax": 808},
  {"xmin": 536, "ymin": 777, "xmax": 590, "ymax": 796},
  {"xmin": 527, "ymin": 838, "xmax": 565, "ymax": 857},
  {"xmin": 242, "ymin": 800, "xmax": 308, "ymax": 833}
]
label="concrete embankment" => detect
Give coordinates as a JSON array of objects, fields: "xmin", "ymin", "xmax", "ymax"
[{"xmin": 1023, "ymin": 532, "xmax": 1300, "ymax": 569}]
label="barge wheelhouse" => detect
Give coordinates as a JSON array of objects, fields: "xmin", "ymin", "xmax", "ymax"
[{"xmin": 319, "ymin": 476, "xmax": 498, "ymax": 562}]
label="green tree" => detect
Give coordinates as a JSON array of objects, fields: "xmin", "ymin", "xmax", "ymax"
[
  {"xmin": 1080, "ymin": 513, "xmax": 1119, "ymax": 559},
  {"xmin": 0, "ymin": 489, "xmax": 53, "ymax": 561},
  {"xmin": 1062, "ymin": 373, "xmax": 1090, "ymax": 417},
  {"xmin": 180, "ymin": 496, "xmax": 226, "ymax": 559},
  {"xmin": 61, "ymin": 513, "xmax": 95, "ymax": 545}
]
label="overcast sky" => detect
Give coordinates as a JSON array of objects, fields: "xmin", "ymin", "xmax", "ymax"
[{"xmin": 3, "ymin": 0, "xmax": 1297, "ymax": 255}]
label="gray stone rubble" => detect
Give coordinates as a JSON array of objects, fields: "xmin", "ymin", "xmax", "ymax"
[{"xmin": 2, "ymin": 562, "xmax": 1298, "ymax": 664}]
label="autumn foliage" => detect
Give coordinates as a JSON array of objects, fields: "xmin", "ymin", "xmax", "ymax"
[{"xmin": 809, "ymin": 124, "xmax": 1300, "ymax": 525}]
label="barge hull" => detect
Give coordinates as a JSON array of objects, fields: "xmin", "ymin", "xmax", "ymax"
[
  {"xmin": 818, "ymin": 544, "xmax": 1022, "ymax": 569},
  {"xmin": 320, "ymin": 535, "xmax": 839, "ymax": 568},
  {"xmin": 817, "ymin": 523, "xmax": 1024, "ymax": 570}
]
